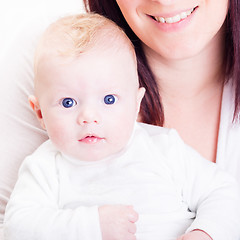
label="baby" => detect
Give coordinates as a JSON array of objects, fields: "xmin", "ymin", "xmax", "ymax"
[{"xmin": 4, "ymin": 13, "xmax": 240, "ymax": 240}]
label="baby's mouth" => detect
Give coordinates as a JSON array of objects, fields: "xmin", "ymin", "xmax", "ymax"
[
  {"xmin": 150, "ymin": 6, "xmax": 197, "ymax": 24},
  {"xmin": 78, "ymin": 135, "xmax": 104, "ymax": 144}
]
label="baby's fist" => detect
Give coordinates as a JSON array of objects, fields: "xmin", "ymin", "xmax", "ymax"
[{"xmin": 99, "ymin": 205, "xmax": 138, "ymax": 240}]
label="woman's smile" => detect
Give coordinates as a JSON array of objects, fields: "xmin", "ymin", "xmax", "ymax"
[{"xmin": 149, "ymin": 6, "xmax": 198, "ymax": 24}]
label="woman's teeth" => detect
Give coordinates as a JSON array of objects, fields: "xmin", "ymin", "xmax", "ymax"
[{"xmin": 153, "ymin": 8, "xmax": 194, "ymax": 24}]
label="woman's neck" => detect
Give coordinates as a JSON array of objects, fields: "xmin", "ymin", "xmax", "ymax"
[
  {"xmin": 144, "ymin": 37, "xmax": 225, "ymax": 101},
  {"xmin": 143, "ymin": 40, "xmax": 225, "ymax": 162}
]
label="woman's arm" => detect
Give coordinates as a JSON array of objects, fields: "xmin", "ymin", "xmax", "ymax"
[{"xmin": 168, "ymin": 130, "xmax": 240, "ymax": 240}]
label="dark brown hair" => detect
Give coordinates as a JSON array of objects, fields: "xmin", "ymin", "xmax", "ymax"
[{"xmin": 84, "ymin": 0, "xmax": 240, "ymax": 125}]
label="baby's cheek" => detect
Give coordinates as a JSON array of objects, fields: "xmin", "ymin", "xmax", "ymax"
[
  {"xmin": 45, "ymin": 121, "xmax": 67, "ymax": 144},
  {"xmin": 112, "ymin": 122, "xmax": 134, "ymax": 150}
]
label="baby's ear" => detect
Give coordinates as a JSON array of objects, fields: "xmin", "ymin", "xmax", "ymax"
[
  {"xmin": 28, "ymin": 95, "xmax": 46, "ymax": 129},
  {"xmin": 136, "ymin": 87, "xmax": 146, "ymax": 114}
]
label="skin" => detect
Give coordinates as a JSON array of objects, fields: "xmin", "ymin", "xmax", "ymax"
[
  {"xmin": 29, "ymin": 41, "xmax": 143, "ymax": 240},
  {"xmin": 30, "ymin": 46, "xmax": 145, "ymax": 162},
  {"xmin": 116, "ymin": 0, "xmax": 228, "ymax": 60},
  {"xmin": 99, "ymin": 205, "xmax": 138, "ymax": 240},
  {"xmin": 177, "ymin": 230, "xmax": 212, "ymax": 240},
  {"xmin": 116, "ymin": 0, "xmax": 229, "ymax": 162}
]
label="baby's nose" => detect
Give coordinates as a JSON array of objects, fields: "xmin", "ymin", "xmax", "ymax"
[{"xmin": 77, "ymin": 107, "xmax": 101, "ymax": 125}]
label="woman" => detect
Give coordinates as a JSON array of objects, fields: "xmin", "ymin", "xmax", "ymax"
[{"xmin": 83, "ymin": 0, "xmax": 240, "ymax": 175}]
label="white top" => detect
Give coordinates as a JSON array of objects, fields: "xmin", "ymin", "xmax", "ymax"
[
  {"xmin": 3, "ymin": 123, "xmax": 240, "ymax": 240},
  {"xmin": 216, "ymin": 82, "xmax": 240, "ymax": 181}
]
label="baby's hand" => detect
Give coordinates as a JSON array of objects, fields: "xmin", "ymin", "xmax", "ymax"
[
  {"xmin": 99, "ymin": 205, "xmax": 138, "ymax": 240},
  {"xmin": 177, "ymin": 230, "xmax": 213, "ymax": 240}
]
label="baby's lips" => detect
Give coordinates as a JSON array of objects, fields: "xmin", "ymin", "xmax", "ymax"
[{"xmin": 78, "ymin": 135, "xmax": 104, "ymax": 144}]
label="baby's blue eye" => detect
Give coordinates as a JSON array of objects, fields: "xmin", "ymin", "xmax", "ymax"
[
  {"xmin": 104, "ymin": 95, "xmax": 116, "ymax": 105},
  {"xmin": 61, "ymin": 98, "xmax": 76, "ymax": 108}
]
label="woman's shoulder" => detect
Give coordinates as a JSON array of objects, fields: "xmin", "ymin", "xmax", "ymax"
[
  {"xmin": 135, "ymin": 122, "xmax": 185, "ymax": 153},
  {"xmin": 137, "ymin": 122, "xmax": 171, "ymax": 135},
  {"xmin": 220, "ymin": 80, "xmax": 240, "ymax": 133},
  {"xmin": 217, "ymin": 80, "xmax": 240, "ymax": 181}
]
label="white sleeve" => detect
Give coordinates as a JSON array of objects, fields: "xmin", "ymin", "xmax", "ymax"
[
  {"xmin": 3, "ymin": 149, "xmax": 102, "ymax": 240},
  {"xmin": 165, "ymin": 130, "xmax": 240, "ymax": 240}
]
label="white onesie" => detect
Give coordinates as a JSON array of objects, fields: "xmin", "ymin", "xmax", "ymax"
[{"xmin": 4, "ymin": 123, "xmax": 240, "ymax": 240}]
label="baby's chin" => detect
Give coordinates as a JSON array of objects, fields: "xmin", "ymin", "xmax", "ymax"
[
  {"xmin": 67, "ymin": 147, "xmax": 127, "ymax": 163},
  {"xmin": 60, "ymin": 149, "xmax": 112, "ymax": 162},
  {"xmin": 55, "ymin": 139, "xmax": 128, "ymax": 162}
]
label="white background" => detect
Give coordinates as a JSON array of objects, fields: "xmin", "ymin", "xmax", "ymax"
[{"xmin": 0, "ymin": 0, "xmax": 85, "ymax": 56}]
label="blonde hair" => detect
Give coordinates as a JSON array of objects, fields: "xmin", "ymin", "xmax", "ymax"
[{"xmin": 34, "ymin": 13, "xmax": 135, "ymax": 74}]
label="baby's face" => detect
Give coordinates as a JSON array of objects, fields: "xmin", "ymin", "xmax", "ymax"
[{"xmin": 34, "ymin": 46, "xmax": 145, "ymax": 161}]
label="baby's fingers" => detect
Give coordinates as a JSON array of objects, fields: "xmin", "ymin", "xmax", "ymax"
[
  {"xmin": 126, "ymin": 233, "xmax": 137, "ymax": 240},
  {"xmin": 127, "ymin": 206, "xmax": 139, "ymax": 223},
  {"xmin": 128, "ymin": 222, "xmax": 137, "ymax": 234}
]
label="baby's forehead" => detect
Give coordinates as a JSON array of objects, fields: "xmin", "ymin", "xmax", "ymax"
[
  {"xmin": 36, "ymin": 28, "xmax": 137, "ymax": 75},
  {"xmin": 34, "ymin": 14, "xmax": 138, "ymax": 92},
  {"xmin": 36, "ymin": 44, "xmax": 138, "ymax": 87},
  {"xmin": 35, "ymin": 24, "xmax": 136, "ymax": 76}
]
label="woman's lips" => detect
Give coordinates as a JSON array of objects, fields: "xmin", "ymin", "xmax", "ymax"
[
  {"xmin": 149, "ymin": 6, "xmax": 198, "ymax": 24},
  {"xmin": 147, "ymin": 6, "xmax": 198, "ymax": 32}
]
